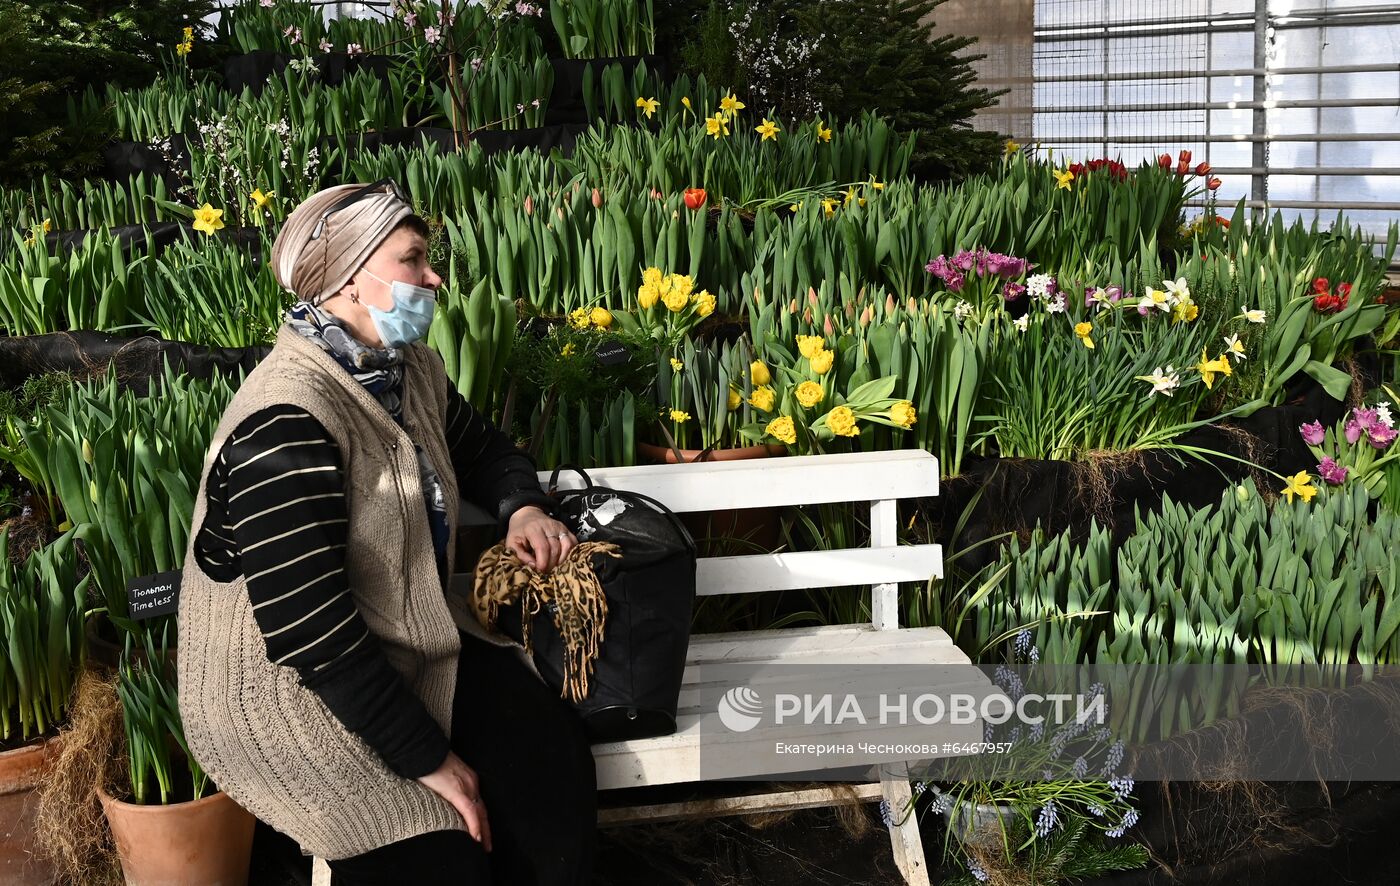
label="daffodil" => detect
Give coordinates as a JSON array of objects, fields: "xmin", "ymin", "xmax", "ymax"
[
  {"xmin": 1171, "ymin": 298, "xmax": 1199, "ymax": 324},
  {"xmin": 1280, "ymin": 471, "xmax": 1317, "ymax": 503},
  {"xmin": 1135, "ymin": 365, "xmax": 1180, "ymax": 397},
  {"xmin": 669, "ymin": 357, "xmax": 683, "ymax": 371},
  {"xmin": 192, "ymin": 203, "xmax": 224, "ymax": 235},
  {"xmin": 820, "ymin": 197, "xmax": 838, "ymax": 218},
  {"xmin": 1196, "ymin": 348, "xmax": 1232, "ymax": 389},
  {"xmin": 249, "ymin": 188, "xmax": 274, "ymax": 210},
  {"xmin": 1237, "ymin": 307, "xmax": 1267, "ymax": 324},
  {"xmin": 755, "ymin": 118, "xmax": 780, "ymax": 141},
  {"xmin": 1074, "ymin": 321, "xmax": 1095, "ymax": 349},
  {"xmin": 816, "ymin": 122, "xmax": 832, "ymax": 142},
  {"xmin": 1004, "ymin": 139, "xmax": 1021, "ymax": 157},
  {"xmin": 867, "ymin": 177, "xmax": 885, "ymax": 191},
  {"xmin": 669, "ymin": 408, "xmax": 691, "ymax": 423},
  {"xmin": 41, "ymin": 218, "xmax": 51, "ymax": 233},
  {"xmin": 635, "ymin": 96, "xmax": 659, "ymax": 118},
  {"xmin": 1139, "ymin": 288, "xmax": 1171, "ymax": 313},
  {"xmin": 1054, "ymin": 168, "xmax": 1075, "ymax": 190},
  {"xmin": 1162, "ymin": 277, "xmax": 1190, "ymax": 302},
  {"xmin": 843, "ymin": 187, "xmax": 857, "ymax": 207},
  {"xmin": 795, "ymin": 381, "xmax": 825, "ymax": 408},
  {"xmin": 681, "ymin": 96, "xmax": 693, "ymax": 112},
  {"xmin": 1223, "ymin": 333, "xmax": 1246, "ymax": 362},
  {"xmin": 719, "ymin": 93, "xmax": 745, "ymax": 114},
  {"xmin": 705, "ymin": 113, "xmax": 730, "ymax": 139}
]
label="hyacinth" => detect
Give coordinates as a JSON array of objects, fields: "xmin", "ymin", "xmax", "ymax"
[
  {"xmin": 1034, "ymin": 799, "xmax": 1060, "ymax": 837},
  {"xmin": 1107, "ymin": 808, "xmax": 1141, "ymax": 839}
]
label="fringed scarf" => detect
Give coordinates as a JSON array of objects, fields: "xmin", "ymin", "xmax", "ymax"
[{"xmin": 472, "ymin": 541, "xmax": 622, "ymax": 702}]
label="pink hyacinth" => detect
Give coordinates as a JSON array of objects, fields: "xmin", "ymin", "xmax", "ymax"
[
  {"xmin": 1299, "ymin": 421, "xmax": 1325, "ymax": 446},
  {"xmin": 1318, "ymin": 457, "xmax": 1348, "ymax": 485}
]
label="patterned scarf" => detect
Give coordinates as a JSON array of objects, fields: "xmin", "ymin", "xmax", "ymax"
[
  {"xmin": 472, "ymin": 540, "xmax": 621, "ymax": 702},
  {"xmin": 285, "ymin": 302, "xmax": 452, "ymax": 586}
]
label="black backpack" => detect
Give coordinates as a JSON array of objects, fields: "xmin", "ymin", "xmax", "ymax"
[{"xmin": 505, "ymin": 464, "xmax": 697, "ymax": 743}]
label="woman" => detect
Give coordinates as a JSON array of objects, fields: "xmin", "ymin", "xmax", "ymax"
[{"xmin": 176, "ymin": 181, "xmax": 597, "ymax": 885}]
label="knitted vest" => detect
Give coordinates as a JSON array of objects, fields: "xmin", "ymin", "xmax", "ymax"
[{"xmin": 177, "ymin": 323, "xmax": 514, "ymax": 859}]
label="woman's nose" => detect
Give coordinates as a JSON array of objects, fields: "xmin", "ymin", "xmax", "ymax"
[{"xmin": 424, "ymin": 267, "xmax": 443, "ymax": 289}]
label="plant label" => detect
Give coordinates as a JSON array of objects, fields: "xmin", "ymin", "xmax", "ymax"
[
  {"xmin": 596, "ymin": 340, "xmax": 630, "ymax": 366},
  {"xmin": 127, "ymin": 570, "xmax": 181, "ymax": 620}
]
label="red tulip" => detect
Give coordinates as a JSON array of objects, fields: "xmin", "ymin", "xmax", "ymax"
[
  {"xmin": 1207, "ymin": 177, "xmax": 1222, "ymax": 190},
  {"xmin": 1195, "ymin": 162, "xmax": 1211, "ymax": 176},
  {"xmin": 683, "ymin": 187, "xmax": 706, "ymax": 210},
  {"xmin": 1179, "ymin": 149, "xmax": 1192, "ymax": 164},
  {"xmin": 1312, "ymin": 277, "xmax": 1330, "ymax": 295},
  {"xmin": 1176, "ymin": 160, "xmax": 1189, "ymax": 176},
  {"xmin": 1158, "ymin": 153, "xmax": 1172, "ymax": 169},
  {"xmin": 1338, "ymin": 282, "xmax": 1353, "ymax": 297}
]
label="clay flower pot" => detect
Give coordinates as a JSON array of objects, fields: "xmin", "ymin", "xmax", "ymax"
[
  {"xmin": 636, "ymin": 442, "xmax": 788, "ymax": 554},
  {"xmin": 635, "ymin": 441, "xmax": 786, "ymax": 464},
  {"xmin": 0, "ymin": 737, "xmax": 61, "ymax": 885},
  {"xmin": 99, "ymin": 787, "xmax": 255, "ymax": 886}
]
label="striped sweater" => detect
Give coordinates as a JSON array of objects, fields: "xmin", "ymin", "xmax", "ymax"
[{"xmin": 192, "ymin": 387, "xmax": 554, "ymax": 778}]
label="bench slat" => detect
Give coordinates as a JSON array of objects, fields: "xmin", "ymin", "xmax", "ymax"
[
  {"xmin": 592, "ymin": 624, "xmax": 981, "ymax": 790},
  {"xmin": 530, "ymin": 450, "xmax": 939, "ymax": 514},
  {"xmin": 696, "ymin": 544, "xmax": 943, "ymax": 596}
]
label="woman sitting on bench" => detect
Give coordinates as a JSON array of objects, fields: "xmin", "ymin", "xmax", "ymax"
[{"xmin": 176, "ymin": 180, "xmax": 597, "ymax": 885}]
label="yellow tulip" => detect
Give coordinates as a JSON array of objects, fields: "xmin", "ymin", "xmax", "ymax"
[
  {"xmin": 765, "ymin": 416, "xmax": 796, "ymax": 444},
  {"xmin": 795, "ymin": 381, "xmax": 825, "ymax": 408},
  {"xmin": 750, "ymin": 360, "xmax": 772, "ymax": 386}
]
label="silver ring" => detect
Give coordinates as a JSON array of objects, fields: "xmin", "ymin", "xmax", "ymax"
[{"xmin": 554, "ymin": 532, "xmax": 568, "ymax": 538}]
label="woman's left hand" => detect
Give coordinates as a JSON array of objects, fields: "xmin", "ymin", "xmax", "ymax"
[{"xmin": 505, "ymin": 505, "xmax": 575, "ymax": 573}]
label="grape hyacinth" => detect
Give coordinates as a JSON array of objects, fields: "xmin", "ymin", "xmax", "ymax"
[
  {"xmin": 1106, "ymin": 808, "xmax": 1141, "ymax": 839},
  {"xmin": 1034, "ymin": 799, "xmax": 1060, "ymax": 836}
]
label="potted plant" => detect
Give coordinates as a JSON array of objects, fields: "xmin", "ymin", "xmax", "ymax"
[
  {"xmin": 98, "ymin": 631, "xmax": 255, "ymax": 886},
  {"xmin": 0, "ymin": 527, "xmax": 89, "ymax": 885}
]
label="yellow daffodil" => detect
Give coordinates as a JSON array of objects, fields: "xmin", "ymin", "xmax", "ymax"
[
  {"xmin": 890, "ymin": 401, "xmax": 917, "ymax": 429},
  {"xmin": 183, "ymin": 26, "xmax": 193, "ymax": 40},
  {"xmin": 635, "ymin": 96, "xmax": 659, "ymax": 118},
  {"xmin": 1074, "ymin": 321, "xmax": 1095, "ymax": 349},
  {"xmin": 827, "ymin": 405, "xmax": 859, "ymax": 437},
  {"xmin": 569, "ymin": 307, "xmax": 591, "ymax": 329},
  {"xmin": 843, "ymin": 187, "xmax": 858, "ymax": 207},
  {"xmin": 1004, "ymin": 139, "xmax": 1021, "ymax": 157},
  {"xmin": 41, "ymin": 218, "xmax": 51, "ymax": 233},
  {"xmin": 561, "ymin": 343, "xmax": 577, "ymax": 356},
  {"xmin": 796, "ymin": 334, "xmax": 826, "ymax": 360},
  {"xmin": 755, "ymin": 118, "xmax": 780, "ymax": 141},
  {"xmin": 795, "ymin": 381, "xmax": 825, "ymax": 408},
  {"xmin": 750, "ymin": 360, "xmax": 772, "ymax": 385},
  {"xmin": 816, "ymin": 122, "xmax": 832, "ymax": 142},
  {"xmin": 705, "ymin": 113, "xmax": 730, "ymax": 139},
  {"xmin": 191, "ymin": 203, "xmax": 224, "ymax": 235},
  {"xmin": 1280, "ymin": 471, "xmax": 1317, "ymax": 503},
  {"xmin": 1054, "ymin": 168, "xmax": 1075, "ymax": 190},
  {"xmin": 681, "ymin": 96, "xmax": 692, "ymax": 111},
  {"xmin": 820, "ymin": 197, "xmax": 839, "ymax": 218},
  {"xmin": 249, "ymin": 188, "xmax": 274, "ymax": 209},
  {"xmin": 788, "ymin": 203, "xmax": 800, "ymax": 212},
  {"xmin": 867, "ymin": 177, "xmax": 885, "ymax": 191},
  {"xmin": 720, "ymin": 93, "xmax": 746, "ymax": 114},
  {"xmin": 589, "ymin": 306, "xmax": 612, "ymax": 328},
  {"xmin": 1171, "ymin": 299, "xmax": 1199, "ymax": 324},
  {"xmin": 669, "ymin": 357, "xmax": 684, "ymax": 371},
  {"xmin": 765, "ymin": 415, "xmax": 797, "ymax": 445},
  {"xmin": 1223, "ymin": 333, "xmax": 1246, "ymax": 362},
  {"xmin": 176, "ymin": 40, "xmax": 193, "ymax": 56},
  {"xmin": 1196, "ymin": 348, "xmax": 1232, "ymax": 389},
  {"xmin": 749, "ymin": 386, "xmax": 776, "ymax": 412},
  {"xmin": 727, "ymin": 388, "xmax": 742, "ymax": 410},
  {"xmin": 809, "ymin": 349, "xmax": 834, "ymax": 375},
  {"xmin": 694, "ymin": 291, "xmax": 716, "ymax": 317},
  {"xmin": 669, "ymin": 408, "xmax": 690, "ymax": 423}
]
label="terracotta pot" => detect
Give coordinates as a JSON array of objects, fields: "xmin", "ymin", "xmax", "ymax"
[
  {"xmin": 0, "ymin": 736, "xmax": 62, "ymax": 885},
  {"xmin": 99, "ymin": 788, "xmax": 255, "ymax": 886},
  {"xmin": 636, "ymin": 442, "xmax": 787, "ymax": 555}
]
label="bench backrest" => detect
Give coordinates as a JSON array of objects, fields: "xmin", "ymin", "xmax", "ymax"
[{"xmin": 463, "ymin": 449, "xmax": 942, "ymax": 632}]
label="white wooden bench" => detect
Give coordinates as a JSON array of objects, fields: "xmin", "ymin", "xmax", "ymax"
[{"xmin": 314, "ymin": 448, "xmax": 975, "ymax": 885}]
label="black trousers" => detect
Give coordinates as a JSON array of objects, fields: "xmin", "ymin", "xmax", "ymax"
[{"xmin": 327, "ymin": 631, "xmax": 598, "ymax": 885}]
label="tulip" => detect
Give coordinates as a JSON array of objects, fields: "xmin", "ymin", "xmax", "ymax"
[
  {"xmin": 1207, "ymin": 177, "xmax": 1222, "ymax": 190},
  {"xmin": 523, "ymin": 195, "xmax": 533, "ymax": 216},
  {"xmin": 1299, "ymin": 421, "xmax": 1325, "ymax": 446},
  {"xmin": 1195, "ymin": 162, "xmax": 1211, "ymax": 176},
  {"xmin": 1179, "ymin": 149, "xmax": 1192, "ymax": 164},
  {"xmin": 683, "ymin": 188, "xmax": 706, "ymax": 210},
  {"xmin": 591, "ymin": 187, "xmax": 602, "ymax": 208},
  {"xmin": 1158, "ymin": 153, "xmax": 1172, "ymax": 169}
]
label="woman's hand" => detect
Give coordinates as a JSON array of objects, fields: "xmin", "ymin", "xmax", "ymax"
[
  {"xmin": 417, "ymin": 752, "xmax": 492, "ymax": 851},
  {"xmin": 506, "ymin": 505, "xmax": 575, "ymax": 573}
]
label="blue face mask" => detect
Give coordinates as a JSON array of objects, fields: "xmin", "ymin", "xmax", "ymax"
[{"xmin": 360, "ymin": 269, "xmax": 437, "ymax": 349}]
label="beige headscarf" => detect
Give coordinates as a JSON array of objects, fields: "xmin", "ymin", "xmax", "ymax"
[{"xmin": 269, "ymin": 183, "xmax": 415, "ymax": 307}]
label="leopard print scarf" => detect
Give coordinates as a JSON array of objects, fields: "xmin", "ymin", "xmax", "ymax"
[{"xmin": 471, "ymin": 540, "xmax": 622, "ymax": 702}]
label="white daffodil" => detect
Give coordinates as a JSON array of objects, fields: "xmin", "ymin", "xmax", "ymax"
[
  {"xmin": 1376, "ymin": 402, "xmax": 1395, "ymax": 429},
  {"xmin": 953, "ymin": 299, "xmax": 974, "ymax": 320},
  {"xmin": 1162, "ymin": 277, "xmax": 1191, "ymax": 303},
  {"xmin": 1237, "ymin": 307, "xmax": 1267, "ymax": 324},
  {"xmin": 1223, "ymin": 333, "xmax": 1247, "ymax": 362},
  {"xmin": 1139, "ymin": 289, "xmax": 1171, "ymax": 313},
  {"xmin": 1013, "ymin": 314, "xmax": 1030, "ymax": 332},
  {"xmin": 1135, "ymin": 365, "xmax": 1180, "ymax": 397},
  {"xmin": 1045, "ymin": 294, "xmax": 1067, "ymax": 314},
  {"xmin": 1026, "ymin": 273, "xmax": 1055, "ymax": 300}
]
